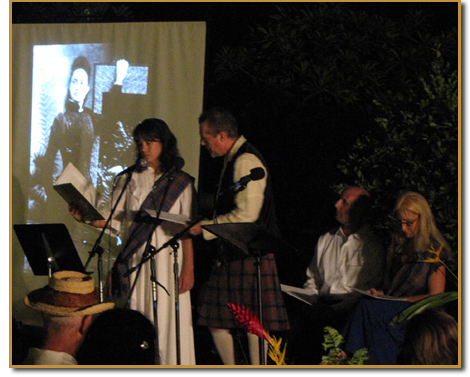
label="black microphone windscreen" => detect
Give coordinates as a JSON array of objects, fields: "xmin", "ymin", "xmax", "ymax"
[
  {"xmin": 250, "ymin": 167, "xmax": 265, "ymax": 181},
  {"xmin": 174, "ymin": 157, "xmax": 185, "ymax": 170}
]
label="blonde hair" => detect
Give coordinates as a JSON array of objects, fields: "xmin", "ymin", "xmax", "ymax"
[{"xmin": 395, "ymin": 191, "xmax": 449, "ymax": 255}]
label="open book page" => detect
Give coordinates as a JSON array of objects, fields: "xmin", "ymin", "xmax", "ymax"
[
  {"xmin": 53, "ymin": 162, "xmax": 104, "ymax": 221},
  {"xmin": 143, "ymin": 209, "xmax": 191, "ymax": 225},
  {"xmin": 55, "ymin": 163, "xmax": 97, "ymax": 204},
  {"xmin": 353, "ymin": 288, "xmax": 408, "ymax": 301},
  {"xmin": 280, "ymin": 284, "xmax": 315, "ymax": 306}
]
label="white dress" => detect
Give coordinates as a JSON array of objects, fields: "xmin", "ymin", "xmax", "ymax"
[{"xmin": 106, "ymin": 166, "xmax": 196, "ymax": 365}]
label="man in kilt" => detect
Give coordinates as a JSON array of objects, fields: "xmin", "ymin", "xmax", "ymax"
[{"xmin": 190, "ymin": 107, "xmax": 289, "ymax": 365}]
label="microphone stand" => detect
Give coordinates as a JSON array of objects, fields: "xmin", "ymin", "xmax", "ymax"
[
  {"xmin": 124, "ymin": 172, "xmax": 173, "ymax": 365},
  {"xmin": 125, "ymin": 218, "xmax": 200, "ymax": 277},
  {"xmin": 124, "ymin": 169, "xmax": 189, "ymax": 365},
  {"xmin": 125, "ymin": 216, "xmax": 201, "ymax": 365},
  {"xmin": 84, "ymin": 170, "xmax": 133, "ymax": 303},
  {"xmin": 172, "ymin": 241, "xmax": 181, "ymax": 365},
  {"xmin": 233, "ymin": 183, "xmax": 248, "ymax": 195},
  {"xmin": 253, "ymin": 250, "xmax": 265, "ymax": 365},
  {"xmin": 124, "ymin": 168, "xmax": 175, "ymax": 304}
]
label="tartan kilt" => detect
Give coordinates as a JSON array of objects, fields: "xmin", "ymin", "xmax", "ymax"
[{"xmin": 197, "ymin": 253, "xmax": 290, "ymax": 331}]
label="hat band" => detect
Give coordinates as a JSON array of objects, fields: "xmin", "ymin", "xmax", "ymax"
[{"xmin": 28, "ymin": 286, "xmax": 99, "ymax": 309}]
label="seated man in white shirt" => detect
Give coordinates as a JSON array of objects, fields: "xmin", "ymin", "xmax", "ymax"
[{"xmin": 283, "ymin": 187, "xmax": 384, "ymax": 364}]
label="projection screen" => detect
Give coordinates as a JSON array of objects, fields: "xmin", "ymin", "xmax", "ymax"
[{"xmin": 11, "ymin": 22, "xmax": 206, "ymax": 325}]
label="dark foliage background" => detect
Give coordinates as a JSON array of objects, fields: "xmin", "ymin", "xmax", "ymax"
[
  {"xmin": 12, "ymin": 1, "xmax": 460, "ymax": 365},
  {"xmin": 13, "ymin": 1, "xmax": 459, "ymax": 272}
]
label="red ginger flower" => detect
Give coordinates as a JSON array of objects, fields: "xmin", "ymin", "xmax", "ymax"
[
  {"xmin": 228, "ymin": 303, "xmax": 287, "ymax": 365},
  {"xmin": 227, "ymin": 303, "xmax": 270, "ymax": 342}
]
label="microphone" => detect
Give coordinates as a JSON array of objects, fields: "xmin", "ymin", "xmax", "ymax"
[
  {"xmin": 152, "ymin": 157, "xmax": 185, "ymax": 187},
  {"xmin": 171, "ymin": 157, "xmax": 185, "ymax": 172},
  {"xmin": 116, "ymin": 159, "xmax": 148, "ymax": 177},
  {"xmin": 222, "ymin": 167, "xmax": 265, "ymax": 195}
]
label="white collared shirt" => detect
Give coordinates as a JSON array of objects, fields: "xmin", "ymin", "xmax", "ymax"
[
  {"xmin": 304, "ymin": 226, "xmax": 384, "ymax": 298},
  {"xmin": 22, "ymin": 348, "xmax": 78, "ymax": 365}
]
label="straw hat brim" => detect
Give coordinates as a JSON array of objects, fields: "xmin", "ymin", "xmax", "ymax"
[{"xmin": 24, "ymin": 295, "xmax": 114, "ymax": 317}]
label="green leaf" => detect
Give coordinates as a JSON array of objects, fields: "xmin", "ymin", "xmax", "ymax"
[
  {"xmin": 322, "ymin": 326, "xmax": 344, "ymax": 351},
  {"xmin": 390, "ymin": 292, "xmax": 458, "ymax": 325},
  {"xmin": 321, "ymin": 326, "xmax": 369, "ymax": 365}
]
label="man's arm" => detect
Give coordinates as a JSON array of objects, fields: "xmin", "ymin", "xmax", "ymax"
[
  {"xmin": 303, "ymin": 244, "xmax": 321, "ymax": 296},
  {"xmin": 195, "ymin": 153, "xmax": 267, "ymax": 240}
]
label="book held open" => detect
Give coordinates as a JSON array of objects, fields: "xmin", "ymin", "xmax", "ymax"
[{"xmin": 53, "ymin": 162, "xmax": 104, "ymax": 222}]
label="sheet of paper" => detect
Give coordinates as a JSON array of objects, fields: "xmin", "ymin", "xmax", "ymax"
[
  {"xmin": 353, "ymin": 288, "xmax": 408, "ymax": 301},
  {"xmin": 280, "ymin": 284, "xmax": 315, "ymax": 306},
  {"xmin": 144, "ymin": 209, "xmax": 191, "ymax": 225}
]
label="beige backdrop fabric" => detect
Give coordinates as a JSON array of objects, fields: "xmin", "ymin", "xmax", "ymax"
[{"xmin": 11, "ymin": 22, "xmax": 206, "ymax": 327}]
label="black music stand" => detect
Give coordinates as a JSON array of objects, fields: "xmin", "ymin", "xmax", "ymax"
[
  {"xmin": 202, "ymin": 222, "xmax": 296, "ymax": 365},
  {"xmin": 14, "ymin": 224, "xmax": 85, "ymax": 277}
]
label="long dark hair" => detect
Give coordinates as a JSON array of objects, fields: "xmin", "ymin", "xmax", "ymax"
[{"xmin": 132, "ymin": 118, "xmax": 181, "ymax": 173}]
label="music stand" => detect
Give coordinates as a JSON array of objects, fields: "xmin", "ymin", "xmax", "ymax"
[
  {"xmin": 14, "ymin": 224, "xmax": 85, "ymax": 277},
  {"xmin": 202, "ymin": 222, "xmax": 297, "ymax": 365}
]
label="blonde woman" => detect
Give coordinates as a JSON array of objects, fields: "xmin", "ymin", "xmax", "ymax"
[
  {"xmin": 371, "ymin": 191, "xmax": 452, "ymax": 302},
  {"xmin": 341, "ymin": 191, "xmax": 455, "ymax": 365}
]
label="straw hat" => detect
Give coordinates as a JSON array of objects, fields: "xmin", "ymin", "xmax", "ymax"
[{"xmin": 24, "ymin": 271, "xmax": 114, "ymax": 317}]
